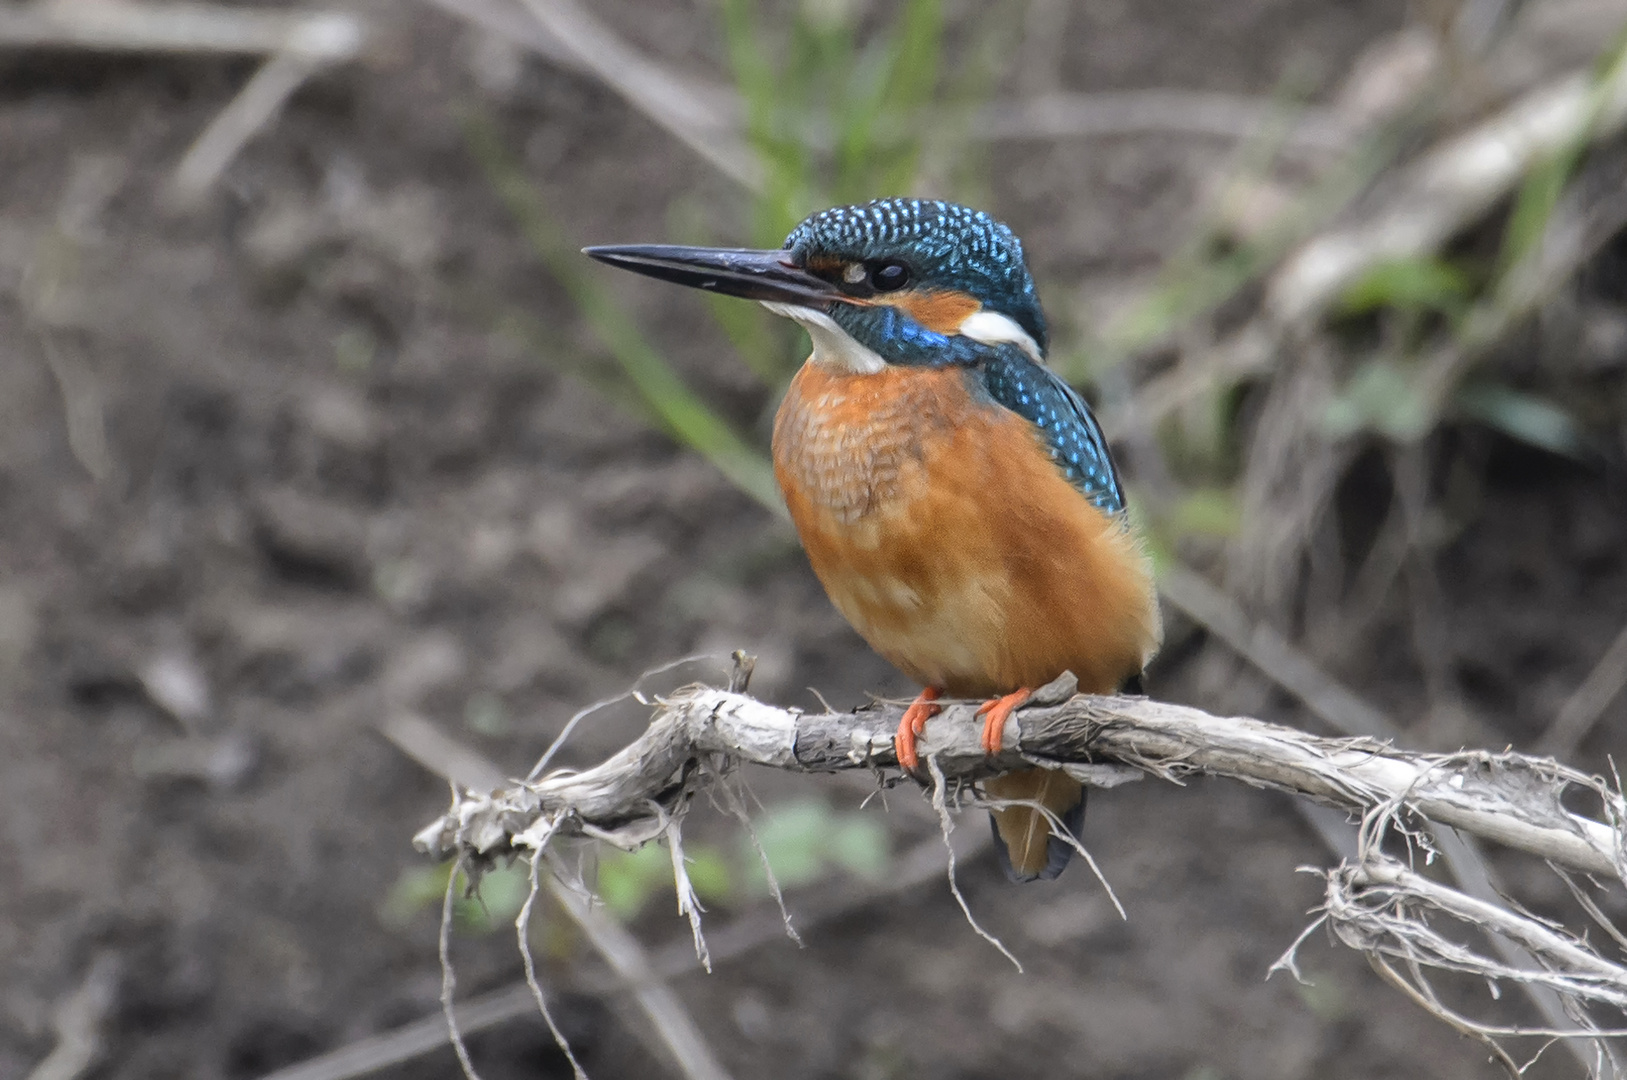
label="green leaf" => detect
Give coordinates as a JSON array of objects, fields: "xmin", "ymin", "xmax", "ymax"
[
  {"xmin": 742, "ymin": 798, "xmax": 891, "ymax": 892},
  {"xmin": 1500, "ymin": 153, "xmax": 1570, "ymax": 275},
  {"xmin": 599, "ymin": 841, "xmax": 737, "ymax": 919},
  {"xmin": 1455, "ymin": 383, "xmax": 1587, "ymax": 459},
  {"xmin": 750, "ymin": 800, "xmax": 832, "ymax": 890},
  {"xmin": 683, "ymin": 846, "xmax": 736, "ymax": 904},
  {"xmin": 1337, "ymin": 257, "xmax": 1473, "ymax": 317},
  {"xmin": 380, "ymin": 861, "xmax": 532, "ymax": 933},
  {"xmin": 827, "ymin": 817, "xmax": 888, "ymax": 879},
  {"xmin": 468, "ymin": 863, "xmax": 534, "ymax": 928},
  {"xmin": 596, "ymin": 844, "xmax": 672, "ymax": 920},
  {"xmin": 1322, "ymin": 359, "xmax": 1433, "ymax": 441}
]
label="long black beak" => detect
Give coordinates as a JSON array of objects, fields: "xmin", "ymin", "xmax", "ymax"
[{"xmin": 583, "ymin": 244, "xmax": 841, "ymax": 307}]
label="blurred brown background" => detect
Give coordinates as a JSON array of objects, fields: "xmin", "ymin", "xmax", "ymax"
[{"xmin": 3, "ymin": 0, "xmax": 1625, "ymax": 1077}]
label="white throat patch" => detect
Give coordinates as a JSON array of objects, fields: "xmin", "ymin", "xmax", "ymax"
[
  {"xmin": 958, "ymin": 309, "xmax": 1043, "ymax": 363},
  {"xmin": 760, "ymin": 301, "xmax": 886, "ymax": 375}
]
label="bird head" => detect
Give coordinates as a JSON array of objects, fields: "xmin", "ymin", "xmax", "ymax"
[{"xmin": 585, "ymin": 197, "xmax": 1047, "ymax": 374}]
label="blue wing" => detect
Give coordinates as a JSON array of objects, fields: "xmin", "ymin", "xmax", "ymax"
[
  {"xmin": 973, "ymin": 348, "xmax": 1126, "ymax": 515},
  {"xmin": 852, "ymin": 306, "xmax": 1126, "ymax": 513}
]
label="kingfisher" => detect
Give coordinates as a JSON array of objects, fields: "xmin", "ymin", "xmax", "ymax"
[{"xmin": 586, "ymin": 198, "xmax": 1161, "ymax": 881}]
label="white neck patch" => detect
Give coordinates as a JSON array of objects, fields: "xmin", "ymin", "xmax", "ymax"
[
  {"xmin": 761, "ymin": 301, "xmax": 886, "ymax": 375},
  {"xmin": 958, "ymin": 309, "xmax": 1043, "ymax": 362}
]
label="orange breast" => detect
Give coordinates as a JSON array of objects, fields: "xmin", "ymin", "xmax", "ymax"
[{"xmin": 772, "ymin": 360, "xmax": 1161, "ymax": 697}]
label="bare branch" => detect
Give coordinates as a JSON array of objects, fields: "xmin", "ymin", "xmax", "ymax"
[
  {"xmin": 415, "ymin": 676, "xmax": 1626, "ymax": 882},
  {"xmin": 1539, "ymin": 620, "xmax": 1627, "ymax": 760},
  {"xmin": 509, "ymin": 0, "xmax": 760, "ymax": 190},
  {"xmin": 169, "ymin": 50, "xmax": 329, "ymax": 203},
  {"xmin": 0, "ymin": 1, "xmax": 363, "ymax": 57},
  {"xmin": 1160, "ymin": 563, "xmax": 1611, "ymax": 1069},
  {"xmin": 408, "ymin": 670, "xmax": 1627, "ymax": 1067},
  {"xmin": 973, "ymin": 91, "xmax": 1350, "ymax": 155},
  {"xmin": 1269, "ymin": 45, "xmax": 1627, "ymax": 325}
]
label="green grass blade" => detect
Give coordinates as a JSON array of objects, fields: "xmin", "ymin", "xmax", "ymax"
[
  {"xmin": 1498, "ymin": 27, "xmax": 1627, "ymax": 275},
  {"xmin": 723, "ymin": 0, "xmax": 815, "ymax": 244},
  {"xmin": 869, "ymin": 0, "xmax": 943, "ymax": 195},
  {"xmin": 464, "ymin": 113, "xmax": 784, "ymax": 517},
  {"xmin": 1454, "ymin": 383, "xmax": 1588, "ymax": 460}
]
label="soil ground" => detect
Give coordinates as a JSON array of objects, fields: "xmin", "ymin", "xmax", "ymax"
[{"xmin": 3, "ymin": 2, "xmax": 1624, "ymax": 1078}]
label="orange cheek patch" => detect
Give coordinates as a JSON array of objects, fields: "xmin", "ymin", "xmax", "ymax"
[{"xmin": 889, "ymin": 289, "xmax": 981, "ymax": 334}]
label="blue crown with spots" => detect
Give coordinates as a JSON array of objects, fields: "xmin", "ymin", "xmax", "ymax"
[{"xmin": 784, "ymin": 198, "xmax": 1048, "ymax": 355}]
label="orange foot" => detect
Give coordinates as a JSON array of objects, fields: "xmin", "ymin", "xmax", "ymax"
[
  {"xmin": 976, "ymin": 689, "xmax": 1032, "ymax": 756},
  {"xmin": 894, "ymin": 687, "xmax": 942, "ymax": 772}
]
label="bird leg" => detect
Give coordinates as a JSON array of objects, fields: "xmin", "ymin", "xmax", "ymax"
[
  {"xmin": 976, "ymin": 688, "xmax": 1031, "ymax": 756},
  {"xmin": 894, "ymin": 687, "xmax": 942, "ymax": 772}
]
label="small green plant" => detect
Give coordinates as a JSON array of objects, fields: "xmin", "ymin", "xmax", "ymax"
[
  {"xmin": 1323, "ymin": 357, "xmax": 1433, "ymax": 442},
  {"xmin": 597, "ymin": 841, "xmax": 734, "ymax": 920},
  {"xmin": 381, "ymin": 860, "xmax": 532, "ymax": 933},
  {"xmin": 713, "ymin": 0, "xmax": 950, "ymax": 384},
  {"xmin": 1319, "ymin": 31, "xmax": 1626, "ymax": 456},
  {"xmin": 598, "ymin": 798, "xmax": 890, "ymax": 920},
  {"xmin": 743, "ymin": 796, "xmax": 889, "ymax": 890},
  {"xmin": 387, "ymin": 799, "xmax": 890, "ymax": 929}
]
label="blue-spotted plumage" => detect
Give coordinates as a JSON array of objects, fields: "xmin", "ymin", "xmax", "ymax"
[
  {"xmin": 787, "ymin": 198, "xmax": 1048, "ymax": 354},
  {"xmin": 974, "ymin": 348, "xmax": 1126, "ymax": 516},
  {"xmin": 788, "ymin": 198, "xmax": 1126, "ymax": 516}
]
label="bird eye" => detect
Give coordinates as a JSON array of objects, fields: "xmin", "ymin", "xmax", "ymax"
[{"xmin": 869, "ymin": 261, "xmax": 911, "ymax": 292}]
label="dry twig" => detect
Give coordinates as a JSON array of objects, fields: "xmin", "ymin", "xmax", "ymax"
[
  {"xmin": 252, "ymin": 826, "xmax": 985, "ymax": 1080},
  {"xmin": 1539, "ymin": 621, "xmax": 1627, "ymax": 760},
  {"xmin": 546, "ymin": 868, "xmax": 735, "ymax": 1080},
  {"xmin": 413, "ymin": 669, "xmax": 1627, "ymax": 1073},
  {"xmin": 0, "ymin": 2, "xmax": 369, "ymax": 202},
  {"xmin": 25, "ymin": 953, "xmax": 121, "ymax": 1080},
  {"xmin": 974, "ymin": 90, "xmax": 1350, "ymax": 155},
  {"xmin": 1162, "ymin": 562, "xmax": 1604, "ymax": 1069},
  {"xmin": 378, "ymin": 710, "xmax": 730, "ymax": 1080}
]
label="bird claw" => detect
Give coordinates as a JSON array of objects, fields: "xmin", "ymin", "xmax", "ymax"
[
  {"xmin": 894, "ymin": 687, "xmax": 942, "ymax": 772},
  {"xmin": 976, "ymin": 688, "xmax": 1031, "ymax": 756}
]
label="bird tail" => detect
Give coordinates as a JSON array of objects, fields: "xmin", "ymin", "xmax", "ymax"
[{"xmin": 984, "ymin": 767, "xmax": 1085, "ymax": 882}]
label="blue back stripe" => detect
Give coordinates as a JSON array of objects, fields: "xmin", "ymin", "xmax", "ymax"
[{"xmin": 974, "ymin": 350, "xmax": 1125, "ymax": 515}]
